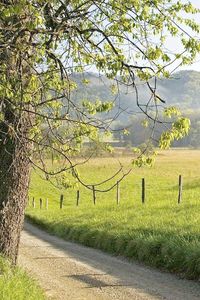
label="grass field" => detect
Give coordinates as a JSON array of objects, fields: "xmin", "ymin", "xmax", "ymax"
[
  {"xmin": 26, "ymin": 149, "xmax": 200, "ymax": 280},
  {"xmin": 0, "ymin": 256, "xmax": 45, "ymax": 300}
]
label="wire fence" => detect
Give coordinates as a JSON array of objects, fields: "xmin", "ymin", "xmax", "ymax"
[{"xmin": 29, "ymin": 174, "xmax": 186, "ymax": 209}]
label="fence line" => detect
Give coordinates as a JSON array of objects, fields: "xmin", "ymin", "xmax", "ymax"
[
  {"xmin": 60, "ymin": 194, "xmax": 64, "ymax": 209},
  {"xmin": 76, "ymin": 190, "xmax": 80, "ymax": 206},
  {"xmin": 30, "ymin": 175, "xmax": 185, "ymax": 209},
  {"xmin": 178, "ymin": 175, "xmax": 182, "ymax": 204},
  {"xmin": 142, "ymin": 178, "xmax": 145, "ymax": 204},
  {"xmin": 40, "ymin": 198, "xmax": 42, "ymax": 209},
  {"xmin": 32, "ymin": 197, "xmax": 35, "ymax": 208},
  {"xmin": 92, "ymin": 185, "xmax": 96, "ymax": 205}
]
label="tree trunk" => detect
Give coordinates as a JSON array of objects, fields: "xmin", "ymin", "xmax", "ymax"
[
  {"xmin": 0, "ymin": 2, "xmax": 33, "ymax": 263},
  {"xmin": 0, "ymin": 107, "xmax": 31, "ymax": 264}
]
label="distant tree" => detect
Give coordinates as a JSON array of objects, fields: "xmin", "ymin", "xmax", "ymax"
[{"xmin": 0, "ymin": 0, "xmax": 199, "ymax": 263}]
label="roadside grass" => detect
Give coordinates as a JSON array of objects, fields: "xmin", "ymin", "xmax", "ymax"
[
  {"xmin": 0, "ymin": 256, "xmax": 45, "ymax": 300},
  {"xmin": 27, "ymin": 149, "xmax": 200, "ymax": 280}
]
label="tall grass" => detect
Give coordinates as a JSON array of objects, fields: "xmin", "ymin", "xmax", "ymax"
[
  {"xmin": 27, "ymin": 149, "xmax": 200, "ymax": 280},
  {"xmin": 0, "ymin": 256, "xmax": 45, "ymax": 300}
]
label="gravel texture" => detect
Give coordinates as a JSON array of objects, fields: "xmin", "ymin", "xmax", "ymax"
[{"xmin": 18, "ymin": 222, "xmax": 200, "ymax": 300}]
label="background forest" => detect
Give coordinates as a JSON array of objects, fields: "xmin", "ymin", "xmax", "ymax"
[{"xmin": 71, "ymin": 70, "xmax": 200, "ymax": 149}]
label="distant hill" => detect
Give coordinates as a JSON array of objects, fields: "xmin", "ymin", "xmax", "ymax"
[
  {"xmin": 71, "ymin": 70, "xmax": 200, "ymax": 114},
  {"xmin": 69, "ymin": 70, "xmax": 200, "ymax": 148},
  {"xmin": 157, "ymin": 70, "xmax": 200, "ymax": 108}
]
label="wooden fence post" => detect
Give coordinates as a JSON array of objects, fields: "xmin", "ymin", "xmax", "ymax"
[
  {"xmin": 92, "ymin": 185, "xmax": 96, "ymax": 205},
  {"xmin": 32, "ymin": 197, "xmax": 35, "ymax": 208},
  {"xmin": 76, "ymin": 190, "xmax": 80, "ymax": 206},
  {"xmin": 116, "ymin": 181, "xmax": 120, "ymax": 205},
  {"xmin": 178, "ymin": 175, "xmax": 182, "ymax": 204},
  {"xmin": 46, "ymin": 198, "xmax": 48, "ymax": 210},
  {"xmin": 39, "ymin": 198, "xmax": 42, "ymax": 209},
  {"xmin": 142, "ymin": 178, "xmax": 145, "ymax": 204},
  {"xmin": 60, "ymin": 194, "xmax": 64, "ymax": 209}
]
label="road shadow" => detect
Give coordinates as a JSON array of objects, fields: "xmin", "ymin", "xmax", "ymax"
[
  {"xmin": 64, "ymin": 274, "xmax": 127, "ymax": 289},
  {"xmin": 23, "ymin": 221, "xmax": 200, "ymax": 300}
]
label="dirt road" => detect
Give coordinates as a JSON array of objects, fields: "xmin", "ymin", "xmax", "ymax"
[{"xmin": 18, "ymin": 222, "xmax": 200, "ymax": 300}]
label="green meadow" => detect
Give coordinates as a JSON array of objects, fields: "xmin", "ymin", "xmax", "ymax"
[
  {"xmin": 26, "ymin": 149, "xmax": 200, "ymax": 280},
  {"xmin": 0, "ymin": 256, "xmax": 45, "ymax": 300}
]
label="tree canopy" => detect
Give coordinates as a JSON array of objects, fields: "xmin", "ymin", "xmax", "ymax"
[{"xmin": 0, "ymin": 0, "xmax": 200, "ymax": 183}]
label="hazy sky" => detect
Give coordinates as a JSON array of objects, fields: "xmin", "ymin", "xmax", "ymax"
[
  {"xmin": 87, "ymin": 0, "xmax": 200, "ymax": 74},
  {"xmin": 179, "ymin": 0, "xmax": 200, "ymax": 71}
]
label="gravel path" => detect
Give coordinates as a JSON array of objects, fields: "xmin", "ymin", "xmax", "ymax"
[{"xmin": 18, "ymin": 222, "xmax": 200, "ymax": 300}]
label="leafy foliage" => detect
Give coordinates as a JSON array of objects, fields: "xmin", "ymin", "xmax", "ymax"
[{"xmin": 0, "ymin": 0, "xmax": 200, "ymax": 185}]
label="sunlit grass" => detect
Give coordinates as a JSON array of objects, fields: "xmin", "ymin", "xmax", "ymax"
[
  {"xmin": 0, "ymin": 256, "xmax": 45, "ymax": 300},
  {"xmin": 27, "ymin": 149, "xmax": 200, "ymax": 279}
]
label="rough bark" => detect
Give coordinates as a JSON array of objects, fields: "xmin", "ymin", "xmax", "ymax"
[
  {"xmin": 0, "ymin": 1, "xmax": 34, "ymax": 264},
  {"xmin": 0, "ymin": 107, "xmax": 31, "ymax": 264}
]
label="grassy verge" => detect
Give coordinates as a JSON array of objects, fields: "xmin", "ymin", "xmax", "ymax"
[
  {"xmin": 27, "ymin": 150, "xmax": 200, "ymax": 280},
  {"xmin": 0, "ymin": 256, "xmax": 45, "ymax": 300}
]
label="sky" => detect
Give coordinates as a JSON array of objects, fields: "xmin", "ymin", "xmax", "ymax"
[
  {"xmin": 178, "ymin": 0, "xmax": 200, "ymax": 71},
  {"xmin": 86, "ymin": 0, "xmax": 200, "ymax": 74}
]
